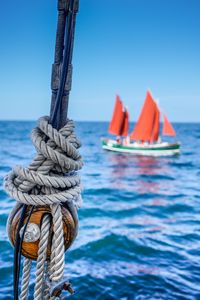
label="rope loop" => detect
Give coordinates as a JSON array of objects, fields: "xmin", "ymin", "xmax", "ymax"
[{"xmin": 5, "ymin": 116, "xmax": 83, "ymax": 208}]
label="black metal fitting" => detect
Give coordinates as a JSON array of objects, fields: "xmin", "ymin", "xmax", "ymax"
[
  {"xmin": 51, "ymin": 63, "xmax": 61, "ymax": 90},
  {"xmin": 58, "ymin": 0, "xmax": 70, "ymax": 12},
  {"xmin": 51, "ymin": 63, "xmax": 72, "ymax": 92},
  {"xmin": 58, "ymin": 0, "xmax": 79, "ymax": 13},
  {"xmin": 50, "ymin": 280, "xmax": 75, "ymax": 297}
]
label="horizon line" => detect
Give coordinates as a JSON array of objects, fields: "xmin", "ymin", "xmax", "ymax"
[{"xmin": 0, "ymin": 119, "xmax": 200, "ymax": 124}]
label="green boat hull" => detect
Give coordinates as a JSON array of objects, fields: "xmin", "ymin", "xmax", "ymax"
[{"xmin": 102, "ymin": 139, "xmax": 180, "ymax": 156}]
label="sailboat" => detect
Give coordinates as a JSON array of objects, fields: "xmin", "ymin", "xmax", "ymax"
[{"xmin": 102, "ymin": 92, "xmax": 180, "ymax": 156}]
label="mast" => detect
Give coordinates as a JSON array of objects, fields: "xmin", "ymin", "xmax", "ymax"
[
  {"xmin": 121, "ymin": 108, "xmax": 129, "ymax": 137},
  {"xmin": 50, "ymin": 0, "xmax": 79, "ymax": 129},
  {"xmin": 9, "ymin": 2, "xmax": 81, "ymax": 299},
  {"xmin": 151, "ymin": 102, "xmax": 160, "ymax": 142}
]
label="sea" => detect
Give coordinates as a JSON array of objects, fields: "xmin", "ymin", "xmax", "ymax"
[{"xmin": 0, "ymin": 121, "xmax": 200, "ymax": 300}]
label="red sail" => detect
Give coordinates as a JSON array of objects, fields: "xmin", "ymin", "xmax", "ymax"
[
  {"xmin": 121, "ymin": 109, "xmax": 129, "ymax": 137},
  {"xmin": 130, "ymin": 91, "xmax": 157, "ymax": 142},
  {"xmin": 151, "ymin": 103, "xmax": 160, "ymax": 142},
  {"xmin": 109, "ymin": 95, "xmax": 126, "ymax": 136},
  {"xmin": 163, "ymin": 114, "xmax": 176, "ymax": 136}
]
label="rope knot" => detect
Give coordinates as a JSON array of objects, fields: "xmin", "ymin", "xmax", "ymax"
[{"xmin": 5, "ymin": 116, "xmax": 83, "ymax": 208}]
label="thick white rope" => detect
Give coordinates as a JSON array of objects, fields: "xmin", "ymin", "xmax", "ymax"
[
  {"xmin": 19, "ymin": 258, "xmax": 32, "ymax": 300},
  {"xmin": 34, "ymin": 214, "xmax": 51, "ymax": 300},
  {"xmin": 49, "ymin": 204, "xmax": 65, "ymax": 282},
  {"xmin": 5, "ymin": 116, "xmax": 83, "ymax": 299}
]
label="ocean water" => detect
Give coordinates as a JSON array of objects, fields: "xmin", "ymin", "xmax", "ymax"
[{"xmin": 0, "ymin": 121, "xmax": 200, "ymax": 300}]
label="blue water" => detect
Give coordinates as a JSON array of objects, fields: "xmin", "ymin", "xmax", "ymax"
[{"xmin": 0, "ymin": 121, "xmax": 200, "ymax": 299}]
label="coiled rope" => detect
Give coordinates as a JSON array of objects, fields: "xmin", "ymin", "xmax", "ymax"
[{"xmin": 5, "ymin": 116, "xmax": 83, "ymax": 299}]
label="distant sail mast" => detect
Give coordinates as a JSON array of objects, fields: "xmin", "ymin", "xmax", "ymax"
[
  {"xmin": 151, "ymin": 103, "xmax": 160, "ymax": 142},
  {"xmin": 109, "ymin": 95, "xmax": 129, "ymax": 137},
  {"xmin": 162, "ymin": 114, "xmax": 176, "ymax": 136},
  {"xmin": 130, "ymin": 91, "xmax": 159, "ymax": 142},
  {"xmin": 121, "ymin": 109, "xmax": 129, "ymax": 137}
]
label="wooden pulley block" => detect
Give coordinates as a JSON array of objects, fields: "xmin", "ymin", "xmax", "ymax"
[{"xmin": 7, "ymin": 204, "xmax": 78, "ymax": 260}]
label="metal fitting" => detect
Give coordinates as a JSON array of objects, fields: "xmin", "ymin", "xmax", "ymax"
[
  {"xmin": 50, "ymin": 279, "xmax": 75, "ymax": 297},
  {"xmin": 58, "ymin": 0, "xmax": 70, "ymax": 12},
  {"xmin": 20, "ymin": 223, "xmax": 40, "ymax": 243}
]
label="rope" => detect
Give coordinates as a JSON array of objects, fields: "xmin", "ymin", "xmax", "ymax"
[
  {"xmin": 5, "ymin": 116, "xmax": 83, "ymax": 299},
  {"xmin": 34, "ymin": 215, "xmax": 51, "ymax": 300},
  {"xmin": 19, "ymin": 258, "xmax": 31, "ymax": 300}
]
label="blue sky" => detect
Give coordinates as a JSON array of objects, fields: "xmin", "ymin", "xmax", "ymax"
[{"xmin": 0, "ymin": 0, "xmax": 200, "ymax": 122}]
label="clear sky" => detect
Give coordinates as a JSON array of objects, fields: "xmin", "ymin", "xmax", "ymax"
[{"xmin": 0, "ymin": 0, "xmax": 200, "ymax": 122}]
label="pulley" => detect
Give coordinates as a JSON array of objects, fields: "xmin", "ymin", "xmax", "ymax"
[{"xmin": 7, "ymin": 204, "xmax": 78, "ymax": 260}]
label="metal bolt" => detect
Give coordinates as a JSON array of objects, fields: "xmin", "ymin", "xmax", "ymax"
[{"xmin": 20, "ymin": 223, "xmax": 40, "ymax": 243}]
